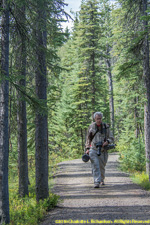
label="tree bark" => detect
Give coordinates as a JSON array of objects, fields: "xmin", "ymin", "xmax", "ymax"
[
  {"xmin": 0, "ymin": 0, "xmax": 10, "ymax": 223},
  {"xmin": 134, "ymin": 94, "xmax": 140, "ymax": 138},
  {"xmin": 15, "ymin": 5, "xmax": 29, "ymax": 197},
  {"xmin": 91, "ymin": 7, "xmax": 96, "ymax": 108},
  {"xmin": 35, "ymin": 1, "xmax": 49, "ymax": 201},
  {"xmin": 105, "ymin": 47, "xmax": 115, "ymax": 136},
  {"xmin": 142, "ymin": 0, "xmax": 150, "ymax": 179}
]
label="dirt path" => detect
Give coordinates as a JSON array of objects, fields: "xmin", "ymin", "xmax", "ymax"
[{"xmin": 40, "ymin": 153, "xmax": 150, "ymax": 225}]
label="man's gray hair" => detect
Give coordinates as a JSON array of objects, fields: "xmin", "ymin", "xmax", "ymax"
[{"xmin": 93, "ymin": 112, "xmax": 103, "ymax": 119}]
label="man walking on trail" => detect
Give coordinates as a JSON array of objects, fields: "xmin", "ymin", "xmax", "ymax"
[{"xmin": 85, "ymin": 112, "xmax": 114, "ymax": 188}]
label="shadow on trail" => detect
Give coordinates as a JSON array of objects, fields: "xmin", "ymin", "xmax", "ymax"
[
  {"xmin": 60, "ymin": 193, "xmax": 148, "ymax": 199},
  {"xmin": 54, "ymin": 181, "xmax": 146, "ymax": 197},
  {"xmin": 50, "ymin": 205, "xmax": 150, "ymax": 221},
  {"xmin": 54, "ymin": 172, "xmax": 129, "ymax": 178},
  {"xmin": 40, "ymin": 154, "xmax": 150, "ymax": 225},
  {"xmin": 53, "ymin": 173, "xmax": 92, "ymax": 178}
]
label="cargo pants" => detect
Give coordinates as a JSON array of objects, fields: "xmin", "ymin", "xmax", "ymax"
[{"xmin": 89, "ymin": 149, "xmax": 108, "ymax": 185}]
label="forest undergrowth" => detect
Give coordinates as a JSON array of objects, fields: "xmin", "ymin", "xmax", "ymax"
[
  {"xmin": 8, "ymin": 152, "xmax": 77, "ymax": 225},
  {"xmin": 117, "ymin": 139, "xmax": 150, "ymax": 191}
]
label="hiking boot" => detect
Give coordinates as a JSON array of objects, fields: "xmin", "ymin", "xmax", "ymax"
[
  {"xmin": 94, "ymin": 184, "xmax": 99, "ymax": 188},
  {"xmin": 100, "ymin": 181, "xmax": 105, "ymax": 185}
]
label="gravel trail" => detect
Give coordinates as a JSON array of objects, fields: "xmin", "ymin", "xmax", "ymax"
[{"xmin": 40, "ymin": 153, "xmax": 150, "ymax": 225}]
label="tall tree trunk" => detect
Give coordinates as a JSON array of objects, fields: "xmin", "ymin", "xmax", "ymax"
[
  {"xmin": 134, "ymin": 93, "xmax": 140, "ymax": 138},
  {"xmin": 81, "ymin": 128, "xmax": 84, "ymax": 152},
  {"xmin": 0, "ymin": 0, "xmax": 10, "ymax": 223},
  {"xmin": 16, "ymin": 6, "xmax": 29, "ymax": 197},
  {"xmin": 142, "ymin": 0, "xmax": 150, "ymax": 179},
  {"xmin": 105, "ymin": 47, "xmax": 114, "ymax": 136},
  {"xmin": 91, "ymin": 8, "xmax": 96, "ymax": 108},
  {"xmin": 91, "ymin": 51, "xmax": 96, "ymax": 107},
  {"xmin": 35, "ymin": 1, "xmax": 49, "ymax": 201}
]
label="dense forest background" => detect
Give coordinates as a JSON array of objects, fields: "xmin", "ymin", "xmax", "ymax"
[{"xmin": 0, "ymin": 0, "xmax": 150, "ymax": 224}]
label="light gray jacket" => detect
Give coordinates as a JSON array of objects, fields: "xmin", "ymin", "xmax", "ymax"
[{"xmin": 85, "ymin": 122, "xmax": 114, "ymax": 151}]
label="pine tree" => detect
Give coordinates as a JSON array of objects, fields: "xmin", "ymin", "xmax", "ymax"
[
  {"xmin": 0, "ymin": 0, "xmax": 10, "ymax": 223},
  {"xmin": 13, "ymin": 2, "xmax": 29, "ymax": 197},
  {"xmin": 100, "ymin": 0, "xmax": 115, "ymax": 135},
  {"xmin": 35, "ymin": 0, "xmax": 49, "ymax": 201},
  {"xmin": 52, "ymin": 0, "xmax": 112, "ymax": 155},
  {"xmin": 111, "ymin": 0, "xmax": 147, "ymax": 171},
  {"xmin": 141, "ymin": 0, "xmax": 150, "ymax": 178},
  {"xmin": 73, "ymin": 0, "xmax": 110, "ymax": 142}
]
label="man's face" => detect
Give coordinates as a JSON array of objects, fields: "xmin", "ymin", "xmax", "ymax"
[{"xmin": 95, "ymin": 115, "xmax": 102, "ymax": 126}]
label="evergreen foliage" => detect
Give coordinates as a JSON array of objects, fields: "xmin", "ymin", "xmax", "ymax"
[
  {"xmin": 1, "ymin": 0, "xmax": 150, "ymax": 222},
  {"xmin": 49, "ymin": 0, "xmax": 112, "ymax": 157},
  {"xmin": 111, "ymin": 0, "xmax": 148, "ymax": 175}
]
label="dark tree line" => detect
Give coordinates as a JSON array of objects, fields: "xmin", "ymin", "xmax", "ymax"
[{"xmin": 0, "ymin": 0, "xmax": 67, "ymax": 223}]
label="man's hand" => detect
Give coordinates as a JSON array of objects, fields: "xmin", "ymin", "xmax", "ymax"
[
  {"xmin": 102, "ymin": 141, "xmax": 109, "ymax": 147},
  {"xmin": 86, "ymin": 149, "xmax": 90, "ymax": 154}
]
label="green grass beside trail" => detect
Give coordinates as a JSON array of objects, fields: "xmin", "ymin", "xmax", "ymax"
[
  {"xmin": 9, "ymin": 167, "xmax": 58, "ymax": 224},
  {"xmin": 115, "ymin": 141, "xmax": 150, "ymax": 191},
  {"xmin": 9, "ymin": 191, "xmax": 59, "ymax": 225},
  {"xmin": 131, "ymin": 172, "xmax": 150, "ymax": 191},
  {"xmin": 8, "ymin": 152, "xmax": 78, "ymax": 225}
]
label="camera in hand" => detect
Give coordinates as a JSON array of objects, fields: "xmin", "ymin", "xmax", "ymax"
[
  {"xmin": 96, "ymin": 142, "xmax": 116, "ymax": 156},
  {"xmin": 105, "ymin": 144, "xmax": 116, "ymax": 150},
  {"xmin": 96, "ymin": 141, "xmax": 103, "ymax": 156}
]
